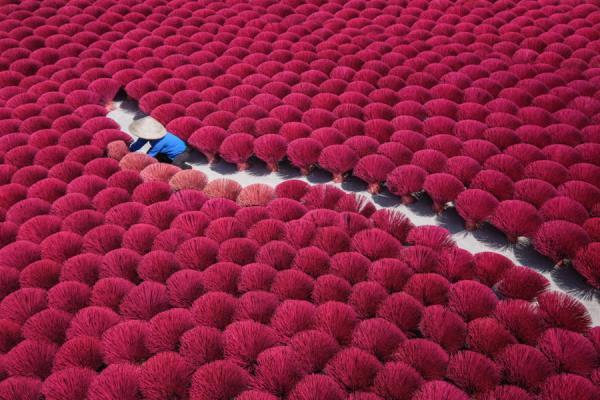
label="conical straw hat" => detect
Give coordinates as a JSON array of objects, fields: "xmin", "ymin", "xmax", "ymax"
[{"xmin": 128, "ymin": 116, "xmax": 167, "ymax": 140}]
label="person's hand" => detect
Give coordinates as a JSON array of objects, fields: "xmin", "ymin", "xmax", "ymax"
[{"xmin": 104, "ymin": 101, "xmax": 117, "ymax": 112}]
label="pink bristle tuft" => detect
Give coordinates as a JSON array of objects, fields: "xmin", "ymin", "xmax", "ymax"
[
  {"xmin": 119, "ymin": 281, "xmax": 169, "ymax": 321},
  {"xmin": 90, "ymin": 277, "xmax": 134, "ymax": 311},
  {"xmin": 87, "ymin": 363, "xmax": 141, "ymax": 400},
  {"xmin": 169, "ymin": 190, "xmax": 208, "ymax": 212},
  {"xmin": 494, "ymin": 300, "xmax": 547, "ymax": 345},
  {"xmin": 287, "ymin": 138, "xmax": 323, "ymax": 175},
  {"xmin": 175, "ymin": 237, "xmax": 219, "ymax": 270},
  {"xmin": 47, "ymin": 281, "xmax": 90, "ymax": 314},
  {"xmin": 237, "ymin": 184, "xmax": 276, "ymax": 207},
  {"xmin": 19, "ymin": 260, "xmax": 60, "ymax": 290},
  {"xmin": 372, "ymin": 361, "xmax": 425, "ymax": 399},
  {"xmin": 385, "ymin": 165, "xmax": 427, "ymax": 204},
  {"xmin": 447, "ymin": 280, "xmax": 497, "ymax": 322},
  {"xmin": 538, "ymin": 374, "xmax": 598, "ymax": 400},
  {"xmin": 335, "ymin": 193, "xmax": 376, "ymax": 218},
  {"xmin": 318, "ymin": 144, "xmax": 359, "ymax": 183},
  {"xmin": 101, "ymin": 320, "xmax": 150, "ymax": 365},
  {"xmin": 146, "ymin": 308, "xmax": 194, "ymax": 353},
  {"xmin": 403, "ymin": 273, "xmax": 450, "ymax": 306},
  {"xmin": 218, "ymin": 237, "xmax": 259, "ymax": 265},
  {"xmin": 496, "ymin": 344, "xmax": 554, "ymax": 390},
  {"xmin": 325, "ymin": 347, "xmax": 382, "ymax": 392},
  {"xmin": 300, "ymin": 184, "xmax": 345, "ymax": 210},
  {"xmin": 538, "ymin": 328, "xmax": 596, "ymax": 376},
  {"xmin": 59, "ymin": 254, "xmax": 101, "ymax": 286},
  {"xmin": 122, "ymin": 224, "xmax": 161, "ymax": 255},
  {"xmin": 489, "ymin": 200, "xmax": 542, "ymax": 243},
  {"xmin": 472, "ymin": 252, "xmax": 514, "ymax": 287},
  {"xmin": 533, "ymin": 220, "xmax": 591, "ymax": 264},
  {"xmin": 411, "ymin": 149, "xmax": 448, "ymax": 174},
  {"xmin": 4, "ymin": 339, "xmax": 58, "ymax": 379},
  {"xmin": 83, "ymin": 224, "xmax": 125, "ymax": 255},
  {"xmin": 179, "ymin": 325, "xmax": 223, "ymax": 368},
  {"xmin": 288, "ymin": 374, "xmax": 345, "ymax": 400},
  {"xmin": 234, "ymin": 291, "xmax": 279, "ymax": 324},
  {"xmin": 223, "ymin": 320, "xmax": 280, "ymax": 367},
  {"xmin": 423, "ymin": 173, "xmax": 465, "ymax": 213},
  {"xmin": 537, "ymin": 291, "xmax": 591, "ymax": 333},
  {"xmin": 466, "ymin": 317, "xmax": 516, "ymax": 357},
  {"xmin": 348, "ymin": 282, "xmax": 388, "ymax": 319},
  {"xmin": 247, "ymin": 219, "xmax": 287, "ymax": 245},
  {"xmin": 165, "ymin": 269, "xmax": 204, "ymax": 308},
  {"xmin": 497, "ymin": 267, "xmax": 550, "ymax": 301},
  {"xmin": 119, "ymin": 152, "xmax": 158, "ymax": 173},
  {"xmin": 190, "ymin": 360, "xmax": 251, "ymax": 400},
  {"xmin": 104, "ymin": 202, "xmax": 145, "ymax": 229},
  {"xmin": 354, "ymin": 154, "xmax": 395, "ymax": 193},
  {"xmin": 351, "ymin": 228, "xmax": 401, "ymax": 260},
  {"xmin": 203, "ymin": 178, "xmax": 242, "ymax": 200},
  {"xmin": 443, "ymin": 156, "xmax": 481, "ymax": 186},
  {"xmin": 219, "ymin": 133, "xmax": 255, "ymax": 170},
  {"xmin": 312, "ymin": 301, "xmax": 357, "ymax": 345},
  {"xmin": 412, "ymin": 380, "xmax": 469, "ymax": 400},
  {"xmin": 368, "ymin": 258, "xmax": 413, "ymax": 293},
  {"xmin": 253, "ymin": 346, "xmax": 305, "ymax": 396},
  {"xmin": 271, "ymin": 269, "xmax": 313, "ymax": 301},
  {"xmin": 376, "ymin": 292, "xmax": 424, "ymax": 334},
  {"xmin": 312, "ymin": 274, "xmax": 352, "ymax": 305},
  {"xmin": 275, "ymin": 180, "xmax": 309, "ymax": 200},
  {"xmin": 139, "ymin": 352, "xmax": 193, "ymax": 400},
  {"xmin": 455, "ymin": 189, "xmax": 499, "ymax": 230},
  {"xmin": 66, "ymin": 306, "xmax": 121, "ymax": 340},
  {"xmin": 557, "ymin": 180, "xmax": 600, "ymax": 212},
  {"xmin": 22, "ymin": 308, "xmax": 71, "ymax": 345},
  {"xmin": 191, "ymin": 292, "xmax": 238, "ymax": 330},
  {"xmin": 524, "ymin": 159, "xmax": 570, "ymax": 187},
  {"xmin": 311, "ymin": 226, "xmax": 351, "ymax": 255},
  {"xmin": 254, "ymin": 134, "xmax": 287, "ymax": 172},
  {"xmin": 0, "ymin": 377, "xmax": 43, "ymax": 400},
  {"xmin": 169, "ymin": 169, "xmax": 207, "ymax": 191},
  {"xmin": 539, "ymin": 196, "xmax": 589, "ymax": 224},
  {"xmin": 107, "ymin": 170, "xmax": 143, "ymax": 194},
  {"xmin": 406, "ymin": 225, "xmax": 455, "ymax": 251},
  {"xmin": 330, "ymin": 252, "xmax": 370, "ymax": 286},
  {"xmin": 573, "ymin": 243, "xmax": 600, "ymax": 289},
  {"xmin": 419, "ymin": 305, "xmax": 467, "ymax": 353},
  {"xmin": 344, "ymin": 136, "xmax": 380, "ymax": 158},
  {"xmin": 446, "ymin": 351, "xmax": 500, "ymax": 395},
  {"xmin": 437, "ymin": 247, "xmax": 476, "ymax": 282},
  {"xmin": 10, "ymin": 165, "xmax": 49, "ymax": 187},
  {"xmin": 188, "ymin": 126, "xmax": 227, "ymax": 163},
  {"xmin": 237, "ymin": 263, "xmax": 277, "ymax": 294},
  {"xmin": 138, "ymin": 250, "xmax": 181, "ymax": 283},
  {"xmin": 42, "ymin": 367, "xmax": 96, "ymax": 400},
  {"xmin": 393, "ymin": 339, "xmax": 449, "ymax": 380},
  {"xmin": 0, "ymin": 287, "xmax": 47, "ymax": 325},
  {"xmin": 201, "ymin": 262, "xmax": 241, "ymax": 294},
  {"xmin": 351, "ymin": 317, "xmax": 406, "ymax": 362},
  {"xmin": 53, "ymin": 336, "xmax": 103, "ymax": 372},
  {"xmin": 92, "ymin": 187, "xmax": 130, "ymax": 213},
  {"xmin": 237, "ymin": 390, "xmax": 278, "ymax": 400}
]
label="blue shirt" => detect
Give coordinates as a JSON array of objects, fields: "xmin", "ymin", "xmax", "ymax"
[{"xmin": 129, "ymin": 132, "xmax": 187, "ymax": 160}]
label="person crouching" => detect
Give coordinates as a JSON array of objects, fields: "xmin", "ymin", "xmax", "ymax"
[{"xmin": 128, "ymin": 116, "xmax": 192, "ymax": 169}]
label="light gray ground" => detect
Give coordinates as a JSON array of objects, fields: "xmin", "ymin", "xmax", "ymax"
[{"xmin": 108, "ymin": 100, "xmax": 600, "ymax": 324}]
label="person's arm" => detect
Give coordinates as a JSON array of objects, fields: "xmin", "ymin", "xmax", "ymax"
[
  {"xmin": 129, "ymin": 138, "xmax": 147, "ymax": 152},
  {"xmin": 146, "ymin": 139, "xmax": 163, "ymax": 157}
]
